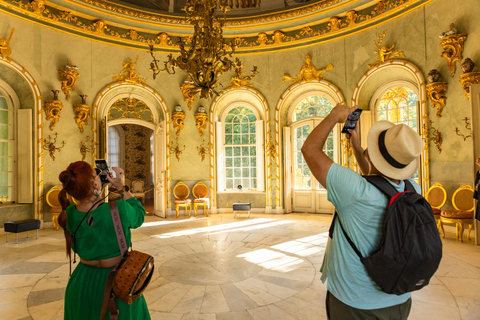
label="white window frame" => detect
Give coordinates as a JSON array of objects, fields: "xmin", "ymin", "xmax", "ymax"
[
  {"xmin": 0, "ymin": 83, "xmax": 17, "ymax": 203},
  {"xmin": 107, "ymin": 125, "xmax": 125, "ymax": 169},
  {"xmin": 217, "ymin": 102, "xmax": 264, "ymax": 192}
]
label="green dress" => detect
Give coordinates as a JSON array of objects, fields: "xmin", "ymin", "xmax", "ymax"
[{"xmin": 64, "ymin": 198, "xmax": 151, "ymax": 320}]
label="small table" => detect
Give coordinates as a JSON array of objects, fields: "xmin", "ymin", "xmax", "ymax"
[{"xmin": 233, "ymin": 203, "xmax": 251, "ymax": 218}]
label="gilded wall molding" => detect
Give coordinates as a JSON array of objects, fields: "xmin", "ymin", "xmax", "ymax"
[{"xmin": 0, "ymin": 0, "xmax": 435, "ymax": 54}]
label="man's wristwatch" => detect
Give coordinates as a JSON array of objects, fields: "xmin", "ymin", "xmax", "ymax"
[{"xmin": 118, "ymin": 185, "xmax": 130, "ymax": 193}]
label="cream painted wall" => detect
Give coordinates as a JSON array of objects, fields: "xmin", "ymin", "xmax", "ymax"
[{"xmin": 0, "ymin": 0, "xmax": 478, "ymax": 221}]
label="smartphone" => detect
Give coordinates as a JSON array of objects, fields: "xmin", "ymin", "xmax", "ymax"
[
  {"xmin": 342, "ymin": 108, "xmax": 363, "ymax": 134},
  {"xmin": 94, "ymin": 159, "xmax": 110, "ymax": 183}
]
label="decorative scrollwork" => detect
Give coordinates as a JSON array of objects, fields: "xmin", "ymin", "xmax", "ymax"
[
  {"xmin": 44, "ymin": 90, "xmax": 63, "ymax": 131},
  {"xmin": 172, "ymin": 106, "xmax": 186, "ymax": 136},
  {"xmin": 0, "ymin": 27, "xmax": 14, "ymax": 59},
  {"xmin": 459, "ymin": 72, "xmax": 480, "ymax": 101},
  {"xmin": 426, "ymin": 82, "xmax": 448, "ymax": 118},
  {"xmin": 455, "ymin": 117, "xmax": 472, "ymax": 141},
  {"xmin": 197, "ymin": 140, "xmax": 212, "ymax": 161},
  {"xmin": 194, "ymin": 106, "xmax": 208, "ymax": 137},
  {"xmin": 79, "ymin": 136, "xmax": 96, "ymax": 161},
  {"xmin": 228, "ymin": 58, "xmax": 258, "ymax": 89},
  {"xmin": 422, "ymin": 120, "xmax": 442, "ymax": 153},
  {"xmin": 113, "ymin": 56, "xmax": 146, "ymax": 84},
  {"xmin": 440, "ymin": 33, "xmax": 467, "ymax": 77},
  {"xmin": 108, "ymin": 97, "xmax": 153, "ymax": 121},
  {"xmin": 42, "ymin": 132, "xmax": 65, "ymax": 161},
  {"xmin": 73, "ymin": 95, "xmax": 90, "ymax": 133},
  {"xmin": 59, "ymin": 61, "xmax": 79, "ymax": 101},
  {"xmin": 168, "ymin": 137, "xmax": 185, "ymax": 161}
]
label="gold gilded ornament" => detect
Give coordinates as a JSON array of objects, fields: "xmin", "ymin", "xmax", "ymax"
[
  {"xmin": 59, "ymin": 61, "xmax": 79, "ymax": 101},
  {"xmin": 0, "ymin": 27, "xmax": 14, "ymax": 59},
  {"xmin": 93, "ymin": 19, "xmax": 107, "ymax": 34},
  {"xmin": 79, "ymin": 136, "xmax": 96, "ymax": 161},
  {"xmin": 156, "ymin": 32, "xmax": 170, "ymax": 46},
  {"xmin": 73, "ymin": 95, "xmax": 90, "ymax": 133},
  {"xmin": 172, "ymin": 105, "xmax": 185, "ymax": 136},
  {"xmin": 273, "ymin": 31, "xmax": 284, "ymax": 44},
  {"xmin": 228, "ymin": 58, "xmax": 258, "ymax": 88},
  {"xmin": 257, "ymin": 33, "xmax": 268, "ymax": 46},
  {"xmin": 440, "ymin": 33, "xmax": 467, "ymax": 77},
  {"xmin": 459, "ymin": 72, "xmax": 480, "ymax": 101},
  {"xmin": 42, "ymin": 132, "xmax": 65, "ymax": 161},
  {"xmin": 329, "ymin": 17, "xmax": 341, "ymax": 32},
  {"xmin": 283, "ymin": 55, "xmax": 333, "ymax": 83},
  {"xmin": 194, "ymin": 106, "xmax": 208, "ymax": 136},
  {"xmin": 180, "ymin": 75, "xmax": 198, "ymax": 110},
  {"xmin": 346, "ymin": 10, "xmax": 357, "ymax": 26},
  {"xmin": 168, "ymin": 137, "xmax": 185, "ymax": 161},
  {"xmin": 113, "ymin": 56, "xmax": 146, "ymax": 84},
  {"xmin": 31, "ymin": 0, "xmax": 46, "ymax": 15},
  {"xmin": 422, "ymin": 120, "xmax": 442, "ymax": 154},
  {"xmin": 44, "ymin": 90, "xmax": 63, "ymax": 131},
  {"xmin": 197, "ymin": 140, "xmax": 211, "ymax": 161},
  {"xmin": 368, "ymin": 31, "xmax": 405, "ymax": 69}
]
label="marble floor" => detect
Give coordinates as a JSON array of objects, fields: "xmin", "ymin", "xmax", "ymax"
[{"xmin": 0, "ymin": 212, "xmax": 479, "ymax": 320}]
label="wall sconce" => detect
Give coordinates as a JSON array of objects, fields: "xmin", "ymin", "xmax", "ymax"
[
  {"xmin": 168, "ymin": 137, "xmax": 185, "ymax": 161},
  {"xmin": 194, "ymin": 106, "xmax": 208, "ymax": 137},
  {"xmin": 172, "ymin": 105, "xmax": 185, "ymax": 136},
  {"xmin": 422, "ymin": 120, "xmax": 443, "ymax": 153},
  {"xmin": 458, "ymin": 58, "xmax": 480, "ymax": 101},
  {"xmin": 439, "ymin": 24, "xmax": 467, "ymax": 77},
  {"xmin": 426, "ymin": 69, "xmax": 448, "ymax": 118},
  {"xmin": 59, "ymin": 61, "xmax": 79, "ymax": 101},
  {"xmin": 79, "ymin": 136, "xmax": 96, "ymax": 161},
  {"xmin": 455, "ymin": 117, "xmax": 472, "ymax": 141},
  {"xmin": 73, "ymin": 95, "xmax": 90, "ymax": 133},
  {"xmin": 42, "ymin": 132, "xmax": 65, "ymax": 161},
  {"xmin": 44, "ymin": 89, "xmax": 63, "ymax": 131},
  {"xmin": 197, "ymin": 140, "xmax": 212, "ymax": 161}
]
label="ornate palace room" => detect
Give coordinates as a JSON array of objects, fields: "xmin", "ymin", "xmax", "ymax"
[{"xmin": 0, "ymin": 0, "xmax": 479, "ymax": 319}]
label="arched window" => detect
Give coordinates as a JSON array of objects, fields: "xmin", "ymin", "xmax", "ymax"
[
  {"xmin": 0, "ymin": 90, "xmax": 14, "ymax": 202},
  {"xmin": 108, "ymin": 126, "xmax": 120, "ymax": 168},
  {"xmin": 217, "ymin": 105, "xmax": 264, "ymax": 191},
  {"xmin": 375, "ymin": 86, "xmax": 419, "ymax": 131}
]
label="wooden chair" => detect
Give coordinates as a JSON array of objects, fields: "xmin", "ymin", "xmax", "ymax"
[
  {"xmin": 425, "ymin": 183, "xmax": 447, "ymax": 237},
  {"xmin": 192, "ymin": 181, "xmax": 209, "ymax": 217},
  {"xmin": 131, "ymin": 179, "xmax": 146, "ymax": 203},
  {"xmin": 173, "ymin": 182, "xmax": 192, "ymax": 218},
  {"xmin": 440, "ymin": 185, "xmax": 474, "ymax": 242},
  {"xmin": 46, "ymin": 186, "xmax": 62, "ymax": 231}
]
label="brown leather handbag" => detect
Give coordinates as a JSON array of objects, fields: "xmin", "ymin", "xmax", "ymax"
[{"xmin": 100, "ymin": 202, "xmax": 154, "ymax": 320}]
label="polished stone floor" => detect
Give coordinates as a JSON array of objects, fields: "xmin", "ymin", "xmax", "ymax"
[{"xmin": 0, "ymin": 213, "xmax": 479, "ymax": 320}]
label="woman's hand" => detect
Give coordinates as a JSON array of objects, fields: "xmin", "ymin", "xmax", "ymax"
[{"xmin": 106, "ymin": 167, "xmax": 126, "ymax": 190}]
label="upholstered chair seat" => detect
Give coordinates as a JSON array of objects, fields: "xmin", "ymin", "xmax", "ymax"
[
  {"xmin": 440, "ymin": 184, "xmax": 474, "ymax": 242},
  {"xmin": 425, "ymin": 183, "xmax": 447, "ymax": 237},
  {"xmin": 173, "ymin": 182, "xmax": 192, "ymax": 218},
  {"xmin": 192, "ymin": 182, "xmax": 209, "ymax": 217}
]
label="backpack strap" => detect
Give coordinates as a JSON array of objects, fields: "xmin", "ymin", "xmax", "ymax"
[
  {"xmin": 330, "ymin": 212, "xmax": 364, "ymax": 259},
  {"xmin": 363, "ymin": 175, "xmax": 398, "ymax": 198}
]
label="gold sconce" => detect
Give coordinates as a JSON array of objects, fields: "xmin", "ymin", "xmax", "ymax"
[
  {"xmin": 197, "ymin": 140, "xmax": 212, "ymax": 161},
  {"xmin": 73, "ymin": 95, "xmax": 90, "ymax": 133},
  {"xmin": 458, "ymin": 58, "xmax": 480, "ymax": 101},
  {"xmin": 168, "ymin": 137, "xmax": 185, "ymax": 161},
  {"xmin": 180, "ymin": 75, "xmax": 197, "ymax": 110},
  {"xmin": 79, "ymin": 136, "xmax": 96, "ymax": 161},
  {"xmin": 58, "ymin": 61, "xmax": 79, "ymax": 101},
  {"xmin": 172, "ymin": 105, "xmax": 185, "ymax": 136},
  {"xmin": 42, "ymin": 132, "xmax": 65, "ymax": 161},
  {"xmin": 439, "ymin": 24, "xmax": 467, "ymax": 77},
  {"xmin": 44, "ymin": 89, "xmax": 63, "ymax": 131},
  {"xmin": 455, "ymin": 117, "xmax": 472, "ymax": 141},
  {"xmin": 426, "ymin": 69, "xmax": 448, "ymax": 118},
  {"xmin": 0, "ymin": 27, "xmax": 14, "ymax": 59},
  {"xmin": 194, "ymin": 106, "xmax": 208, "ymax": 137},
  {"xmin": 228, "ymin": 58, "xmax": 259, "ymax": 89},
  {"xmin": 422, "ymin": 120, "xmax": 443, "ymax": 154}
]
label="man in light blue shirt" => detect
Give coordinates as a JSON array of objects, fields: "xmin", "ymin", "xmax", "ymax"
[{"xmin": 301, "ymin": 103, "xmax": 422, "ymax": 319}]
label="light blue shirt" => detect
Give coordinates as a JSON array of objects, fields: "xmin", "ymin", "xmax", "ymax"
[{"xmin": 321, "ymin": 163, "xmax": 421, "ymax": 310}]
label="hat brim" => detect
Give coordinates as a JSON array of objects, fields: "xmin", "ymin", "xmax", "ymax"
[{"xmin": 367, "ymin": 121, "xmax": 419, "ymax": 180}]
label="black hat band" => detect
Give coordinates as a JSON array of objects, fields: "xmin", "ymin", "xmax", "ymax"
[{"xmin": 378, "ymin": 130, "xmax": 408, "ymax": 169}]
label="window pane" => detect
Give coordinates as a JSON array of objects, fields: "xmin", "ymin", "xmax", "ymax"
[
  {"xmin": 226, "ymin": 179, "xmax": 233, "ymax": 189},
  {"xmin": 233, "ymin": 147, "xmax": 241, "ymax": 156},
  {"xmin": 242, "ymin": 134, "xmax": 248, "ymax": 144},
  {"xmin": 225, "ymin": 134, "xmax": 232, "ymax": 144},
  {"xmin": 226, "ymin": 168, "xmax": 233, "ymax": 178},
  {"xmin": 225, "ymin": 147, "xmax": 232, "ymax": 156},
  {"xmin": 233, "ymin": 135, "xmax": 241, "ymax": 144},
  {"xmin": 225, "ymin": 157, "xmax": 233, "ymax": 167},
  {"xmin": 225, "ymin": 124, "xmax": 232, "ymax": 133},
  {"xmin": 242, "ymin": 157, "xmax": 249, "ymax": 166},
  {"xmin": 234, "ymin": 157, "xmax": 241, "ymax": 167}
]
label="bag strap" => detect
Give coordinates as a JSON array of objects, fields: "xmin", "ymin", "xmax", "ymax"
[
  {"xmin": 330, "ymin": 212, "xmax": 364, "ymax": 260},
  {"xmin": 99, "ymin": 201, "xmax": 126, "ymax": 320},
  {"xmin": 110, "ymin": 201, "xmax": 128, "ymax": 257}
]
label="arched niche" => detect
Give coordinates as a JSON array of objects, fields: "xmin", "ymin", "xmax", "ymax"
[
  {"xmin": 209, "ymin": 87, "xmax": 271, "ymax": 213},
  {"xmin": 92, "ymin": 81, "xmax": 170, "ymax": 217},
  {"xmin": 351, "ymin": 59, "xmax": 428, "ymax": 193},
  {"xmin": 275, "ymin": 80, "xmax": 345, "ymax": 212}
]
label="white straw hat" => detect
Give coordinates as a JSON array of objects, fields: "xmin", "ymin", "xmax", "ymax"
[{"xmin": 367, "ymin": 121, "xmax": 422, "ymax": 180}]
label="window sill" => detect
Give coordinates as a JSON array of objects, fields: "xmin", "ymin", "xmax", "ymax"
[{"xmin": 217, "ymin": 190, "xmax": 265, "ymax": 194}]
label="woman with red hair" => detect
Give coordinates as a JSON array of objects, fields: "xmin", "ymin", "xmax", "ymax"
[{"xmin": 58, "ymin": 161, "xmax": 150, "ymax": 319}]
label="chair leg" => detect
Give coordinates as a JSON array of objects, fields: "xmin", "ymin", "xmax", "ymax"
[
  {"xmin": 456, "ymin": 223, "xmax": 464, "ymax": 242},
  {"xmin": 176, "ymin": 206, "xmax": 180, "ymax": 218},
  {"xmin": 437, "ymin": 220, "xmax": 445, "ymax": 238},
  {"xmin": 467, "ymin": 223, "xmax": 473, "ymax": 241}
]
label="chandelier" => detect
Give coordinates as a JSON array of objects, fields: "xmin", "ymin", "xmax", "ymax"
[{"xmin": 149, "ymin": 0, "xmax": 237, "ymax": 99}]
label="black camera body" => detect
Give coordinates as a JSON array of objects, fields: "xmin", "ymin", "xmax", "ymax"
[{"xmin": 94, "ymin": 159, "xmax": 110, "ymax": 183}]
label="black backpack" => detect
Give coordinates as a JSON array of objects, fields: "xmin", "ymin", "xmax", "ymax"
[{"xmin": 330, "ymin": 175, "xmax": 443, "ymax": 295}]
